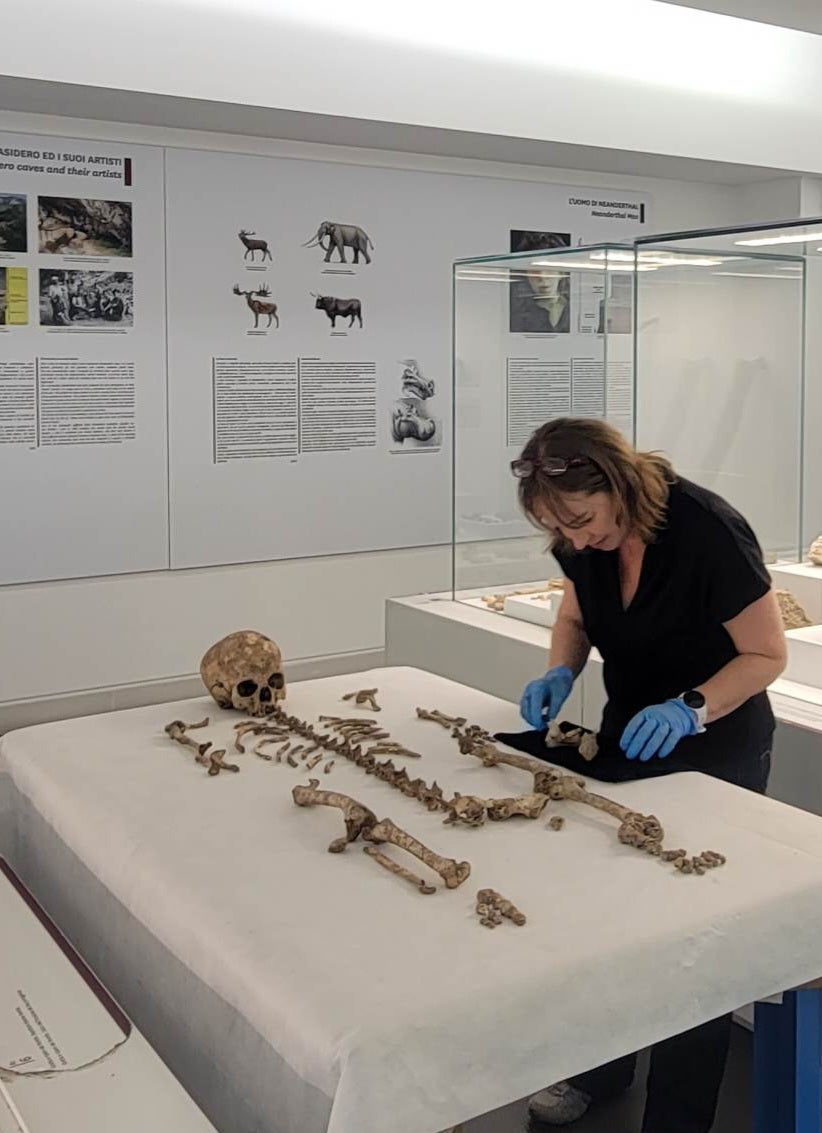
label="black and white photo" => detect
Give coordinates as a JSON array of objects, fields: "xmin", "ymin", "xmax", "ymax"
[
  {"xmin": 39, "ymin": 269, "xmax": 133, "ymax": 327},
  {"xmin": 509, "ymin": 229, "xmax": 571, "ymax": 334}
]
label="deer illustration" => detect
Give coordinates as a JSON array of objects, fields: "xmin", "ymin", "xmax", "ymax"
[
  {"xmin": 238, "ymin": 230, "xmax": 272, "ymax": 262},
  {"xmin": 233, "ymin": 284, "xmax": 279, "ymax": 329}
]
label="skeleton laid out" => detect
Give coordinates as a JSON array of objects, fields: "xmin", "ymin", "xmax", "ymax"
[
  {"xmin": 293, "ymin": 779, "xmax": 470, "ymax": 894},
  {"xmin": 415, "ymin": 708, "xmax": 726, "ymax": 874},
  {"xmin": 200, "ymin": 630, "xmax": 286, "ymax": 716}
]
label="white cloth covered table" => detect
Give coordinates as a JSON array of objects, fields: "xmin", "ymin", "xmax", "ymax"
[{"xmin": 3, "ymin": 666, "xmax": 822, "ymax": 1133}]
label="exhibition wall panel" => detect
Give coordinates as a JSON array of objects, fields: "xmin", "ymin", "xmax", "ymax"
[{"xmin": 0, "ymin": 110, "xmax": 738, "ymax": 706}]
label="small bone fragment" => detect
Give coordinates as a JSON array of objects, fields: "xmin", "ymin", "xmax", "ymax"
[
  {"xmin": 324, "ymin": 760, "xmax": 335, "ymax": 773},
  {"xmin": 186, "ymin": 718, "xmax": 209, "ymax": 729},
  {"xmin": 549, "ymin": 816, "xmax": 565, "ymax": 831},
  {"xmin": 363, "ymin": 846, "xmax": 436, "ymax": 894},
  {"xmin": 342, "ymin": 688, "xmax": 381, "ymax": 712},
  {"xmin": 287, "ymin": 755, "xmax": 298, "ymax": 768},
  {"xmin": 476, "ymin": 888, "xmax": 526, "ymax": 927},
  {"xmin": 545, "ymin": 720, "xmax": 598, "ymax": 761},
  {"xmin": 307, "ymin": 752, "xmax": 324, "ymax": 770},
  {"xmin": 416, "ymin": 707, "xmax": 467, "ymax": 729},
  {"xmin": 254, "ymin": 739, "xmax": 274, "ymax": 761},
  {"xmin": 207, "ymin": 749, "xmax": 240, "ymax": 776}
]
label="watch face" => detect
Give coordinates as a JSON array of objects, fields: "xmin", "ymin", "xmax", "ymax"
[{"xmin": 683, "ymin": 690, "xmax": 706, "ymax": 710}]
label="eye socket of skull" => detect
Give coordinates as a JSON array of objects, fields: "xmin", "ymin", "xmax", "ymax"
[
  {"xmin": 236, "ymin": 679, "xmax": 259, "ymax": 699},
  {"xmin": 268, "ymin": 672, "xmax": 285, "ymax": 689}
]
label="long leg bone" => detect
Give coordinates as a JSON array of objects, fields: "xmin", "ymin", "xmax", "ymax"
[
  {"xmin": 293, "ymin": 781, "xmax": 470, "ymax": 889},
  {"xmin": 363, "ymin": 846, "xmax": 436, "ymax": 894},
  {"xmin": 367, "ymin": 818, "xmax": 470, "ymax": 889}
]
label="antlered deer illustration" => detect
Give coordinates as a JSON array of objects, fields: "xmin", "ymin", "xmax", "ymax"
[
  {"xmin": 233, "ymin": 284, "xmax": 279, "ymax": 329},
  {"xmin": 238, "ymin": 230, "xmax": 273, "ymax": 262}
]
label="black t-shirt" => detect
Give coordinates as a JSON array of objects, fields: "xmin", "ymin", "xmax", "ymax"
[{"xmin": 554, "ymin": 478, "xmax": 775, "ymax": 772}]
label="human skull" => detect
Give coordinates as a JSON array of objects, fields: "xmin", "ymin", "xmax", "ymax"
[
  {"xmin": 810, "ymin": 535, "xmax": 822, "ymax": 566},
  {"xmin": 200, "ymin": 630, "xmax": 286, "ymax": 716}
]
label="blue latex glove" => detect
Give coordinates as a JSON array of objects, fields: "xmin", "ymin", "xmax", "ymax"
[
  {"xmin": 620, "ymin": 699, "xmax": 699, "ymax": 762},
  {"xmin": 520, "ymin": 665, "xmax": 574, "ymax": 729}
]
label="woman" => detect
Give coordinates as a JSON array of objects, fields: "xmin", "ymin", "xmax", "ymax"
[{"xmin": 513, "ymin": 418, "xmax": 786, "ymax": 1133}]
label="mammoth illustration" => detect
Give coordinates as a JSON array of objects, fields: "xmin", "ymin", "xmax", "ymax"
[{"xmin": 303, "ymin": 221, "xmax": 373, "ymax": 265}]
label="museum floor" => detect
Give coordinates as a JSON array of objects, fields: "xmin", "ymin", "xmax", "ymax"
[{"xmin": 466, "ymin": 1025, "xmax": 751, "ymax": 1133}]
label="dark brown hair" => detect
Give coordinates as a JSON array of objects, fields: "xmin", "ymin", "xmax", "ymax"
[{"xmin": 516, "ymin": 418, "xmax": 675, "ymax": 551}]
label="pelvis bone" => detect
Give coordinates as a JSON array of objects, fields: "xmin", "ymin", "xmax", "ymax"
[{"xmin": 200, "ymin": 630, "xmax": 286, "ymax": 716}]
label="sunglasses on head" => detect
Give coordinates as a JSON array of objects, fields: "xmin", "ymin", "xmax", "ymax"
[{"xmin": 510, "ymin": 455, "xmax": 589, "ymax": 479}]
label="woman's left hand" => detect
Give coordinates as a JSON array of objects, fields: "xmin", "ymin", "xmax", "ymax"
[{"xmin": 620, "ymin": 699, "xmax": 699, "ymax": 761}]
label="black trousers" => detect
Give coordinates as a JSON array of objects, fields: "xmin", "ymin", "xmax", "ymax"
[{"xmin": 567, "ymin": 745, "xmax": 772, "ymax": 1133}]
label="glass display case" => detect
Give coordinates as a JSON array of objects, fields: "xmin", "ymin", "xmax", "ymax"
[
  {"xmin": 452, "ymin": 223, "xmax": 814, "ymax": 635},
  {"xmin": 452, "ymin": 243, "xmax": 636, "ymax": 621}
]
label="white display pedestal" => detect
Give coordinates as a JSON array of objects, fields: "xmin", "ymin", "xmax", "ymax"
[
  {"xmin": 0, "ymin": 860, "xmax": 216, "ymax": 1133},
  {"xmin": 385, "ymin": 593, "xmax": 822, "ymax": 817}
]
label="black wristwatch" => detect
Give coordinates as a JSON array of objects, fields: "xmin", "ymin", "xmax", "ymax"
[{"xmin": 679, "ymin": 689, "xmax": 707, "ymax": 731}]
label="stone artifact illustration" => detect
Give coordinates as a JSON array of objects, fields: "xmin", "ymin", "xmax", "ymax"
[
  {"xmin": 200, "ymin": 630, "xmax": 286, "ymax": 715},
  {"xmin": 233, "ymin": 283, "xmax": 279, "ymax": 329},
  {"xmin": 164, "ymin": 717, "xmax": 240, "ymax": 776},
  {"xmin": 391, "ymin": 359, "xmax": 439, "ymax": 446},
  {"xmin": 776, "ymin": 589, "xmax": 813, "ymax": 630},
  {"xmin": 476, "ymin": 889, "xmax": 526, "ymax": 929},
  {"xmin": 342, "ymin": 688, "xmax": 381, "ymax": 712},
  {"xmin": 293, "ymin": 779, "xmax": 470, "ymax": 893},
  {"xmin": 238, "ymin": 230, "xmax": 273, "ymax": 262},
  {"xmin": 809, "ymin": 535, "xmax": 822, "ymax": 566},
  {"xmin": 311, "ymin": 293, "xmax": 363, "ymax": 329},
  {"xmin": 302, "ymin": 221, "xmax": 373, "ymax": 265}
]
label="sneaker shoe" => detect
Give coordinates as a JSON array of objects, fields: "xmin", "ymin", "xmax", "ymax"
[{"xmin": 527, "ymin": 1082, "xmax": 591, "ymax": 1125}]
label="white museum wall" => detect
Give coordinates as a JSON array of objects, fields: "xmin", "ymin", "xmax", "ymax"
[
  {"xmin": 0, "ymin": 108, "xmax": 751, "ymax": 722},
  {"xmin": 4, "ymin": 1, "xmax": 822, "ymax": 176}
]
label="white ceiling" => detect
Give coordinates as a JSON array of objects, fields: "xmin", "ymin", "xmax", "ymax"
[{"xmin": 658, "ymin": 0, "xmax": 822, "ymax": 35}]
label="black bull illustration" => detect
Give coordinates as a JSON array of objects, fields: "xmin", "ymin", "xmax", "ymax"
[{"xmin": 312, "ymin": 294, "xmax": 363, "ymax": 329}]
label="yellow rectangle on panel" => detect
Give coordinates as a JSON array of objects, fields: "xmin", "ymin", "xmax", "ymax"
[{"xmin": 6, "ymin": 267, "xmax": 28, "ymax": 325}]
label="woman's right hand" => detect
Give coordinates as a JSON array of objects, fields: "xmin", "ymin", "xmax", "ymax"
[{"xmin": 519, "ymin": 665, "xmax": 574, "ymax": 729}]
